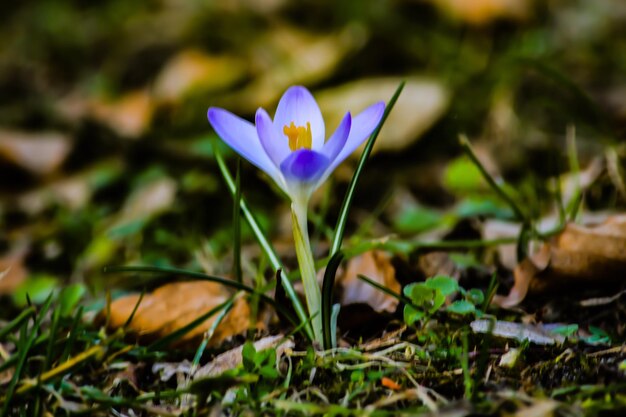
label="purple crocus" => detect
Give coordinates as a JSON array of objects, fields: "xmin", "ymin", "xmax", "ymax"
[
  {"xmin": 207, "ymin": 86, "xmax": 384, "ymax": 205},
  {"xmin": 207, "ymin": 86, "xmax": 384, "ymax": 344}
]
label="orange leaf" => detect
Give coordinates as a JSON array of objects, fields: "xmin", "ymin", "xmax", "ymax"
[{"xmin": 106, "ymin": 281, "xmax": 249, "ymax": 347}]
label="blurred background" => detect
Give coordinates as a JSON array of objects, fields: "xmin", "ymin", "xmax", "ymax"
[{"xmin": 1, "ymin": 0, "xmax": 625, "ymax": 311}]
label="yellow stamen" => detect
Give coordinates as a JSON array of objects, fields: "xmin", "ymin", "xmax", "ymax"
[{"xmin": 283, "ymin": 121, "xmax": 312, "ymax": 151}]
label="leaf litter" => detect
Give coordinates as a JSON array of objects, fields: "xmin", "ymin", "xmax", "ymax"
[{"xmin": 2, "ymin": 1, "xmax": 626, "ymax": 415}]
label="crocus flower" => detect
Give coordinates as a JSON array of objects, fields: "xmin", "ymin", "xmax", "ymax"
[
  {"xmin": 207, "ymin": 86, "xmax": 384, "ymax": 206},
  {"xmin": 207, "ymin": 86, "xmax": 385, "ymax": 345}
]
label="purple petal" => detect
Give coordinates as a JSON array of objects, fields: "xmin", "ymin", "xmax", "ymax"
[
  {"xmin": 280, "ymin": 149, "xmax": 330, "ymax": 183},
  {"xmin": 256, "ymin": 108, "xmax": 290, "ymax": 168},
  {"xmin": 208, "ymin": 107, "xmax": 278, "ymax": 177},
  {"xmin": 327, "ymin": 102, "xmax": 385, "ymax": 173},
  {"xmin": 273, "ymin": 86, "xmax": 325, "ymax": 150},
  {"xmin": 321, "ymin": 112, "xmax": 351, "ymax": 161}
]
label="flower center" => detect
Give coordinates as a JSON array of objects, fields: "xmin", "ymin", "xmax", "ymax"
[{"xmin": 283, "ymin": 121, "xmax": 312, "ymax": 151}]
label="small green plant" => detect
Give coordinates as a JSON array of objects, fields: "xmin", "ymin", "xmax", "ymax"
[
  {"xmin": 403, "ymin": 275, "xmax": 485, "ymax": 326},
  {"xmin": 239, "ymin": 343, "xmax": 280, "ymax": 400}
]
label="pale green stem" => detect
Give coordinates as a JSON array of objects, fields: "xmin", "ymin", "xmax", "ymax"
[{"xmin": 291, "ymin": 201, "xmax": 323, "ymax": 345}]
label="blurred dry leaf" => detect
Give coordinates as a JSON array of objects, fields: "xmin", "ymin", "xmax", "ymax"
[
  {"xmin": 15, "ymin": 160, "xmax": 124, "ymax": 215},
  {"xmin": 431, "ymin": 0, "xmax": 531, "ymax": 25},
  {"xmin": 338, "ymin": 251, "xmax": 400, "ymax": 313},
  {"xmin": 229, "ymin": 25, "xmax": 367, "ymax": 111},
  {"xmin": 90, "ymin": 90, "xmax": 154, "ymax": 138},
  {"xmin": 114, "ymin": 177, "xmax": 177, "ymax": 228},
  {"xmin": 0, "ymin": 365, "xmax": 13, "ymax": 385},
  {"xmin": 316, "ymin": 77, "xmax": 449, "ymax": 153},
  {"xmin": 494, "ymin": 215, "xmax": 626, "ymax": 307},
  {"xmin": 514, "ymin": 400, "xmax": 560, "ymax": 417},
  {"xmin": 17, "ymin": 177, "xmax": 90, "ymax": 215},
  {"xmin": 154, "ymin": 50, "xmax": 246, "ymax": 102},
  {"xmin": 0, "ymin": 130, "xmax": 71, "ymax": 176},
  {"xmin": 107, "ymin": 281, "xmax": 249, "ymax": 347},
  {"xmin": 0, "ymin": 246, "xmax": 29, "ymax": 295}
]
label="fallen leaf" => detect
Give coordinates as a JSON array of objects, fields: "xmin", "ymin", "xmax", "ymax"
[
  {"xmin": 153, "ymin": 50, "xmax": 246, "ymax": 102},
  {"xmin": 494, "ymin": 216, "xmax": 626, "ymax": 307},
  {"xmin": 0, "ymin": 129, "xmax": 72, "ymax": 176},
  {"xmin": 316, "ymin": 77, "xmax": 449, "ymax": 154},
  {"xmin": 108, "ymin": 176, "xmax": 177, "ymax": 238},
  {"xmin": 107, "ymin": 281, "xmax": 249, "ymax": 347},
  {"xmin": 430, "ymin": 0, "xmax": 531, "ymax": 25},
  {"xmin": 338, "ymin": 251, "xmax": 400, "ymax": 313},
  {"xmin": 90, "ymin": 90, "xmax": 154, "ymax": 138},
  {"xmin": 226, "ymin": 25, "xmax": 368, "ymax": 112},
  {"xmin": 0, "ymin": 243, "xmax": 29, "ymax": 295},
  {"xmin": 514, "ymin": 400, "xmax": 559, "ymax": 417},
  {"xmin": 15, "ymin": 160, "xmax": 123, "ymax": 215}
]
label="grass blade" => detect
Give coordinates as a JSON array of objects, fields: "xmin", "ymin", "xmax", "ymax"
[
  {"xmin": 213, "ymin": 142, "xmax": 312, "ymax": 340},
  {"xmin": 322, "ymin": 252, "xmax": 344, "ymax": 350},
  {"xmin": 233, "ymin": 157, "xmax": 243, "ymax": 283},
  {"xmin": 330, "ymin": 82, "xmax": 405, "ymax": 256},
  {"xmin": 458, "ymin": 134, "xmax": 526, "ymax": 223},
  {"xmin": 0, "ymin": 306, "xmax": 35, "ymax": 342},
  {"xmin": 1, "ymin": 295, "xmax": 54, "ymax": 415}
]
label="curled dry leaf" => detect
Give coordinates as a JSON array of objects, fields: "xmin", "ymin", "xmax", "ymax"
[
  {"xmin": 494, "ymin": 215, "xmax": 626, "ymax": 307},
  {"xmin": 107, "ymin": 281, "xmax": 249, "ymax": 347},
  {"xmin": 338, "ymin": 250, "xmax": 400, "ymax": 313},
  {"xmin": 0, "ymin": 129, "xmax": 71, "ymax": 176}
]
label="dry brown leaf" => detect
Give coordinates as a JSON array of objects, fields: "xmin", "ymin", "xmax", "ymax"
[
  {"xmin": 0, "ymin": 242, "xmax": 30, "ymax": 295},
  {"xmin": 430, "ymin": 0, "xmax": 531, "ymax": 25},
  {"xmin": 226, "ymin": 25, "xmax": 366, "ymax": 112},
  {"xmin": 338, "ymin": 251, "xmax": 400, "ymax": 313},
  {"xmin": 107, "ymin": 281, "xmax": 249, "ymax": 347},
  {"xmin": 514, "ymin": 400, "xmax": 559, "ymax": 417},
  {"xmin": 90, "ymin": 90, "xmax": 153, "ymax": 138},
  {"xmin": 316, "ymin": 77, "xmax": 449, "ymax": 153},
  {"xmin": 119, "ymin": 177, "xmax": 177, "ymax": 223},
  {"xmin": 154, "ymin": 50, "xmax": 245, "ymax": 102},
  {"xmin": 0, "ymin": 129, "xmax": 71, "ymax": 176},
  {"xmin": 17, "ymin": 176, "xmax": 91, "ymax": 215},
  {"xmin": 494, "ymin": 216, "xmax": 626, "ymax": 307}
]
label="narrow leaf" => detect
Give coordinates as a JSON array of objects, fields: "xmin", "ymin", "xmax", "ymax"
[{"xmin": 330, "ymin": 82, "xmax": 405, "ymax": 256}]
